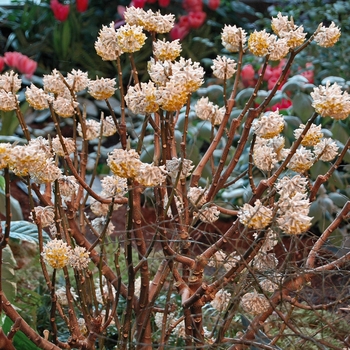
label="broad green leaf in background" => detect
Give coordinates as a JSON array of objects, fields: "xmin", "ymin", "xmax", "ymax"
[
  {"xmin": 0, "ymin": 189, "xmax": 23, "ymax": 221},
  {"xmin": 1, "ymin": 246, "xmax": 17, "ymax": 303}
]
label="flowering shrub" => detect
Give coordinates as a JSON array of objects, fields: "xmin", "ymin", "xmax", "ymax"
[{"xmin": 0, "ymin": 7, "xmax": 350, "ymax": 350}]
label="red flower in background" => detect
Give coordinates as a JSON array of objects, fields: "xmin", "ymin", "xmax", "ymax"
[
  {"xmin": 3, "ymin": 52, "xmax": 37, "ymax": 78},
  {"xmin": 188, "ymin": 11, "xmax": 206, "ymax": 29},
  {"xmin": 241, "ymin": 64, "xmax": 256, "ymax": 87},
  {"xmin": 208, "ymin": 0, "xmax": 220, "ymax": 10},
  {"xmin": 76, "ymin": 0, "xmax": 88, "ymax": 12},
  {"xmin": 0, "ymin": 57, "xmax": 4, "ymax": 72},
  {"xmin": 50, "ymin": 0, "xmax": 70, "ymax": 22}
]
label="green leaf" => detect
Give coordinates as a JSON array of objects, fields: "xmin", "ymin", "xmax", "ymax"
[
  {"xmin": 331, "ymin": 121, "xmax": 349, "ymax": 145},
  {"xmin": 0, "ymin": 176, "xmax": 5, "ymax": 191},
  {"xmin": 321, "ymin": 76, "xmax": 346, "ymax": 85},
  {"xmin": 0, "ymin": 189, "xmax": 23, "ymax": 221},
  {"xmin": 1, "ymin": 221, "xmax": 50, "ymax": 245},
  {"xmin": 1, "ymin": 246, "xmax": 17, "ymax": 303},
  {"xmin": 0, "ymin": 316, "xmax": 41, "ymax": 350},
  {"xmin": 292, "ymin": 92, "xmax": 314, "ymax": 123},
  {"xmin": 328, "ymin": 192, "xmax": 349, "ymax": 207}
]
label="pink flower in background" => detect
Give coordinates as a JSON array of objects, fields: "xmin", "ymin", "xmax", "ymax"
[
  {"xmin": 170, "ymin": 23, "xmax": 190, "ymax": 40},
  {"xmin": 241, "ymin": 64, "xmax": 256, "ymax": 87},
  {"xmin": 76, "ymin": 0, "xmax": 88, "ymax": 12},
  {"xmin": 188, "ymin": 11, "xmax": 206, "ymax": 29},
  {"xmin": 0, "ymin": 57, "xmax": 4, "ymax": 72},
  {"xmin": 3, "ymin": 52, "xmax": 37, "ymax": 78},
  {"xmin": 131, "ymin": 0, "xmax": 147, "ymax": 7},
  {"xmin": 158, "ymin": 0, "xmax": 170, "ymax": 7},
  {"xmin": 183, "ymin": 0, "xmax": 202, "ymax": 12},
  {"xmin": 50, "ymin": 0, "xmax": 70, "ymax": 22}
]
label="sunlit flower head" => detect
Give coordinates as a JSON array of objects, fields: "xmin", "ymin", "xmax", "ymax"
[
  {"xmin": 69, "ymin": 246, "xmax": 90, "ymax": 270},
  {"xmin": 253, "ymin": 110, "xmax": 284, "ymax": 138},
  {"xmin": 279, "ymin": 25, "xmax": 306, "ymax": 48},
  {"xmin": 314, "ymin": 22, "xmax": 341, "ymax": 48},
  {"xmin": 277, "ymin": 210, "xmax": 312, "ymax": 235},
  {"xmin": 271, "ymin": 12, "xmax": 295, "ymax": 36},
  {"xmin": 123, "ymin": 6, "xmax": 145, "ymax": 26},
  {"xmin": 311, "ymin": 81, "xmax": 350, "ymax": 120},
  {"xmin": 148, "ymin": 58, "xmax": 171, "ymax": 85},
  {"xmin": 53, "ymin": 96, "xmax": 78, "ymax": 118},
  {"xmin": 0, "ymin": 143, "xmax": 12, "ymax": 170},
  {"xmin": 188, "ymin": 186, "xmax": 207, "ymax": 207},
  {"xmin": 195, "ymin": 96, "xmax": 225, "ymax": 126},
  {"xmin": 268, "ymin": 37, "xmax": 290, "ymax": 61},
  {"xmin": 31, "ymin": 206, "xmax": 55, "ymax": 227},
  {"xmin": 77, "ymin": 119, "xmax": 101, "ymax": 140},
  {"xmin": 135, "ymin": 163, "xmax": 167, "ymax": 187},
  {"xmin": 156, "ymin": 79, "xmax": 189, "ymax": 111},
  {"xmin": 88, "ymin": 77, "xmax": 116, "ymax": 100},
  {"xmin": 116, "ymin": 24, "xmax": 146, "ymax": 53},
  {"xmin": 43, "ymin": 69, "xmax": 68, "ymax": 95},
  {"xmin": 294, "ymin": 123, "xmax": 323, "ymax": 146},
  {"xmin": 101, "ymin": 175, "xmax": 128, "ymax": 197},
  {"xmin": 211, "ymin": 289, "xmax": 231, "ymax": 311},
  {"xmin": 142, "ymin": 10, "xmax": 175, "ymax": 33},
  {"xmin": 0, "ymin": 91, "xmax": 17, "ymax": 111},
  {"xmin": 0, "ymin": 71, "xmax": 22, "ymax": 93},
  {"xmin": 277, "ymin": 192, "xmax": 310, "ymax": 216},
  {"xmin": 240, "ymin": 290, "xmax": 270, "ymax": 315},
  {"xmin": 275, "ymin": 174, "xmax": 308, "ymax": 198},
  {"xmin": 31, "ymin": 158, "xmax": 62, "ymax": 184},
  {"xmin": 125, "ymin": 82, "xmax": 159, "ymax": 115},
  {"xmin": 211, "ymin": 55, "xmax": 237, "ymax": 80},
  {"xmin": 287, "ymin": 146, "xmax": 314, "ymax": 173},
  {"xmin": 153, "ymin": 39, "xmax": 181, "ymax": 61},
  {"xmin": 25, "ymin": 84, "xmax": 52, "ymax": 110},
  {"xmin": 238, "ymin": 199, "xmax": 273, "ymax": 229},
  {"xmin": 253, "ymin": 144, "xmax": 278, "ymax": 172},
  {"xmin": 66, "ymin": 69, "xmax": 90, "ymax": 92},
  {"xmin": 171, "ymin": 58, "xmax": 204, "ymax": 93},
  {"xmin": 221, "ymin": 25, "xmax": 247, "ymax": 52},
  {"xmin": 52, "ymin": 135, "xmax": 76, "ymax": 156},
  {"xmin": 95, "ymin": 22, "xmax": 123, "ymax": 61},
  {"xmin": 248, "ymin": 30, "xmax": 274, "ymax": 57},
  {"xmin": 107, "ymin": 148, "xmax": 142, "ymax": 178},
  {"xmin": 42, "ymin": 239, "xmax": 71, "ymax": 269},
  {"xmin": 166, "ymin": 157, "xmax": 194, "ymax": 181},
  {"xmin": 313, "ymin": 138, "xmax": 339, "ymax": 161}
]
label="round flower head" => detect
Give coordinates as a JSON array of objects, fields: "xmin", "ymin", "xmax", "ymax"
[
  {"xmin": 148, "ymin": 58, "xmax": 171, "ymax": 85},
  {"xmin": 31, "ymin": 206, "xmax": 55, "ymax": 227},
  {"xmin": 194, "ymin": 206, "xmax": 220, "ymax": 223},
  {"xmin": 135, "ymin": 163, "xmax": 167, "ymax": 187},
  {"xmin": 252, "ymin": 252, "xmax": 279, "ymax": 271},
  {"xmin": 268, "ymin": 37, "xmax": 290, "ymax": 61},
  {"xmin": 43, "ymin": 69, "xmax": 68, "ymax": 95},
  {"xmin": 156, "ymin": 79, "xmax": 189, "ymax": 111},
  {"xmin": 221, "ymin": 25, "xmax": 247, "ymax": 52},
  {"xmin": 116, "ymin": 24, "xmax": 146, "ymax": 53},
  {"xmin": 171, "ymin": 58, "xmax": 204, "ymax": 93},
  {"xmin": 0, "ymin": 91, "xmax": 17, "ymax": 111},
  {"xmin": 88, "ymin": 77, "xmax": 116, "ymax": 100},
  {"xmin": 253, "ymin": 144, "xmax": 278, "ymax": 172},
  {"xmin": 287, "ymin": 146, "xmax": 314, "ymax": 173},
  {"xmin": 0, "ymin": 71, "xmax": 22, "ymax": 93},
  {"xmin": 95, "ymin": 22, "xmax": 123, "ymax": 61},
  {"xmin": 53, "ymin": 96, "xmax": 78, "ymax": 118},
  {"xmin": 240, "ymin": 290, "xmax": 270, "ymax": 316},
  {"xmin": 102, "ymin": 116, "xmax": 117, "ymax": 137},
  {"xmin": 0, "ymin": 143, "xmax": 11, "ymax": 170},
  {"xmin": 57, "ymin": 175, "xmax": 79, "ymax": 199},
  {"xmin": 238, "ymin": 199, "xmax": 273, "ymax": 229},
  {"xmin": 107, "ymin": 148, "xmax": 142, "ymax": 178},
  {"xmin": 277, "ymin": 210, "xmax": 312, "ymax": 235},
  {"xmin": 311, "ymin": 81, "xmax": 350, "ymax": 120},
  {"xmin": 211, "ymin": 55, "xmax": 237, "ymax": 80},
  {"xmin": 188, "ymin": 186, "xmax": 207, "ymax": 207},
  {"xmin": 275, "ymin": 174, "xmax": 308, "ymax": 198},
  {"xmin": 91, "ymin": 217, "xmax": 115, "ymax": 236},
  {"xmin": 253, "ymin": 110, "xmax": 284, "ymax": 138},
  {"xmin": 66, "ymin": 69, "xmax": 90, "ymax": 92},
  {"xmin": 77, "ymin": 119, "xmax": 101, "ymax": 140},
  {"xmin": 279, "ymin": 25, "xmax": 306, "ymax": 48},
  {"xmin": 141, "ymin": 10, "xmax": 175, "ymax": 33},
  {"xmin": 166, "ymin": 157, "xmax": 194, "ymax": 181},
  {"xmin": 42, "ymin": 239, "xmax": 71, "ymax": 269},
  {"xmin": 25, "ymin": 84, "xmax": 51, "ymax": 110},
  {"xmin": 314, "ymin": 22, "xmax": 341, "ymax": 48},
  {"xmin": 69, "ymin": 246, "xmax": 90, "ymax": 270},
  {"xmin": 294, "ymin": 123, "xmax": 323, "ymax": 146},
  {"xmin": 123, "ymin": 6, "xmax": 145, "ymax": 26},
  {"xmin": 31, "ymin": 158, "xmax": 62, "ymax": 184},
  {"xmin": 248, "ymin": 30, "xmax": 274, "ymax": 57},
  {"xmin": 313, "ymin": 138, "xmax": 338, "ymax": 161},
  {"xmin": 125, "ymin": 82, "xmax": 159, "ymax": 115},
  {"xmin": 52, "ymin": 135, "xmax": 76, "ymax": 156},
  {"xmin": 271, "ymin": 12, "xmax": 295, "ymax": 36},
  {"xmin": 101, "ymin": 175, "xmax": 128, "ymax": 197},
  {"xmin": 195, "ymin": 97, "xmax": 225, "ymax": 125},
  {"xmin": 153, "ymin": 39, "xmax": 181, "ymax": 61}
]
